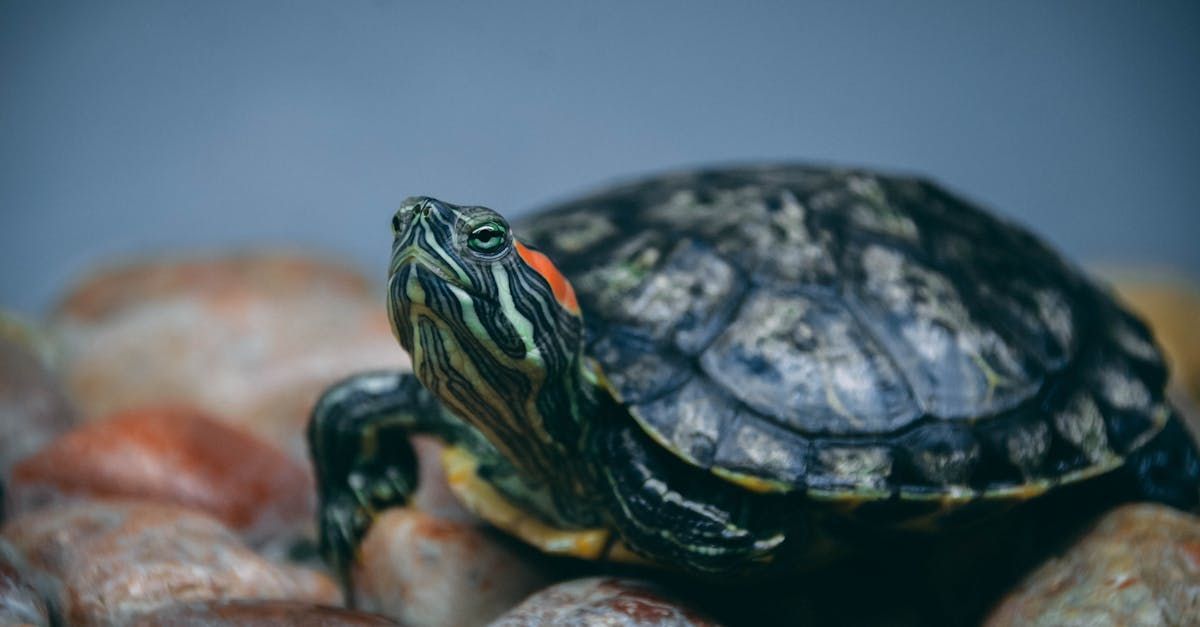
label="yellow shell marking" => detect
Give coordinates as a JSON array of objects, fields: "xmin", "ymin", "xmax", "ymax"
[{"xmin": 441, "ymin": 445, "xmax": 611, "ymax": 559}]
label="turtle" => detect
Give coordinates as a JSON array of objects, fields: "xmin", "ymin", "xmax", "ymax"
[{"xmin": 308, "ymin": 164, "xmax": 1200, "ymax": 597}]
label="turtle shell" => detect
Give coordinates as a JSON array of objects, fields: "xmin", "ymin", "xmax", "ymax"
[{"xmin": 516, "ymin": 165, "xmax": 1170, "ymax": 504}]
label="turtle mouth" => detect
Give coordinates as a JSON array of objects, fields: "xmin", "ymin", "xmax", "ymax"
[
  {"xmin": 388, "ymin": 248, "xmax": 488, "ymax": 333},
  {"xmin": 389, "ymin": 244, "xmax": 484, "ymax": 299},
  {"xmin": 390, "ymin": 245, "xmax": 460, "ymax": 285}
]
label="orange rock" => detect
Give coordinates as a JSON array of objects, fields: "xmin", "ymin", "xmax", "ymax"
[
  {"xmin": 52, "ymin": 252, "xmax": 407, "ymax": 459},
  {"xmin": 1, "ymin": 500, "xmax": 339, "ymax": 626},
  {"xmin": 355, "ymin": 508, "xmax": 549, "ymax": 627},
  {"xmin": 9, "ymin": 406, "xmax": 312, "ymax": 542},
  {"xmin": 57, "ymin": 253, "xmax": 372, "ymax": 322}
]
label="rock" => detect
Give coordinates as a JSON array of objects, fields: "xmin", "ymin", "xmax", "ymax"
[
  {"xmin": 409, "ymin": 435, "xmax": 474, "ymax": 523},
  {"xmin": 52, "ymin": 253, "xmax": 406, "ymax": 459},
  {"xmin": 127, "ymin": 601, "xmax": 400, "ymax": 626},
  {"xmin": 354, "ymin": 508, "xmax": 549, "ymax": 627},
  {"xmin": 490, "ymin": 577, "xmax": 719, "ymax": 627},
  {"xmin": 985, "ymin": 503, "xmax": 1200, "ymax": 626},
  {"xmin": 1, "ymin": 538, "xmax": 50, "ymax": 626},
  {"xmin": 0, "ymin": 313, "xmax": 75, "ymax": 482},
  {"xmin": 7, "ymin": 405, "xmax": 313, "ymax": 543},
  {"xmin": 1, "ymin": 501, "xmax": 338, "ymax": 626}
]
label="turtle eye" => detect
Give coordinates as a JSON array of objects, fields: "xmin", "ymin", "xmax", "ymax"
[
  {"xmin": 467, "ymin": 222, "xmax": 509, "ymax": 255},
  {"xmin": 392, "ymin": 214, "xmax": 403, "ymax": 233}
]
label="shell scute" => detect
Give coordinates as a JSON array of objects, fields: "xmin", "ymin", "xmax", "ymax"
[
  {"xmin": 710, "ymin": 411, "xmax": 809, "ymax": 490},
  {"xmin": 806, "ymin": 442, "xmax": 895, "ymax": 495},
  {"xmin": 699, "ymin": 288, "xmax": 920, "ymax": 436},
  {"xmin": 630, "ymin": 378, "xmax": 733, "ymax": 469},
  {"xmin": 600, "ymin": 239, "xmax": 745, "ymax": 356},
  {"xmin": 897, "ymin": 422, "xmax": 982, "ymax": 487},
  {"xmin": 589, "ymin": 331, "xmax": 691, "ymax": 405},
  {"xmin": 845, "ymin": 241, "xmax": 1044, "ymax": 419}
]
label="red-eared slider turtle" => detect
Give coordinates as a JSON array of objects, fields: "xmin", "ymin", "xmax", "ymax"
[{"xmin": 308, "ymin": 165, "xmax": 1200, "ymax": 596}]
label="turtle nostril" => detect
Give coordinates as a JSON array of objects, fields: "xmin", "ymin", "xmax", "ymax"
[{"xmin": 401, "ymin": 197, "xmax": 431, "ymax": 219}]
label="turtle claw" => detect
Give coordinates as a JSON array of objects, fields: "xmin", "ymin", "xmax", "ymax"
[
  {"xmin": 307, "ymin": 371, "xmax": 428, "ymax": 605},
  {"xmin": 313, "ymin": 444, "xmax": 420, "ymax": 606},
  {"xmin": 317, "ymin": 491, "xmax": 370, "ymax": 606}
]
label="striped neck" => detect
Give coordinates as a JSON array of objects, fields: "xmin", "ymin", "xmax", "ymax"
[{"xmin": 387, "ymin": 196, "xmax": 600, "ymax": 522}]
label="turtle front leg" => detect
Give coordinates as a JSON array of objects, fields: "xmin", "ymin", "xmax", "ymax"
[
  {"xmin": 307, "ymin": 370, "xmax": 444, "ymax": 604},
  {"xmin": 591, "ymin": 419, "xmax": 793, "ymax": 574}
]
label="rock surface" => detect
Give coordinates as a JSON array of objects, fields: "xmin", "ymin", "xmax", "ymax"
[
  {"xmin": 490, "ymin": 577, "xmax": 718, "ymax": 627},
  {"xmin": 355, "ymin": 508, "xmax": 549, "ymax": 627},
  {"xmin": 986, "ymin": 503, "xmax": 1200, "ymax": 626},
  {"xmin": 7, "ymin": 405, "xmax": 312, "ymax": 543},
  {"xmin": 0, "ymin": 538, "xmax": 49, "ymax": 626},
  {"xmin": 52, "ymin": 253, "xmax": 406, "ymax": 459},
  {"xmin": 1, "ymin": 501, "xmax": 338, "ymax": 626},
  {"xmin": 0, "ymin": 313, "xmax": 75, "ymax": 482},
  {"xmin": 409, "ymin": 435, "xmax": 474, "ymax": 523},
  {"xmin": 127, "ymin": 601, "xmax": 399, "ymax": 626}
]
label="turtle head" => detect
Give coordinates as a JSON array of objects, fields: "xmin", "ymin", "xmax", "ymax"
[{"xmin": 388, "ymin": 197, "xmax": 590, "ymax": 483}]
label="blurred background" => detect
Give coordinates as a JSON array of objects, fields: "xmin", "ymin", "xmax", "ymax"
[{"xmin": 2, "ymin": 0, "xmax": 1198, "ymax": 314}]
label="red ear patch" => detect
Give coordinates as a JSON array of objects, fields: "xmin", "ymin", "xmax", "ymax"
[{"xmin": 515, "ymin": 241, "xmax": 580, "ymax": 315}]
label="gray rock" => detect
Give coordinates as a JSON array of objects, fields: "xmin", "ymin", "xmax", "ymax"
[
  {"xmin": 489, "ymin": 577, "xmax": 719, "ymax": 627},
  {"xmin": 986, "ymin": 503, "xmax": 1200, "ymax": 626},
  {"xmin": 127, "ymin": 600, "xmax": 400, "ymax": 626},
  {"xmin": 0, "ymin": 538, "xmax": 49, "ymax": 626}
]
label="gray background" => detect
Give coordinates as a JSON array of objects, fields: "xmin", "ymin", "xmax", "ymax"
[{"xmin": 2, "ymin": 1, "xmax": 1198, "ymax": 315}]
